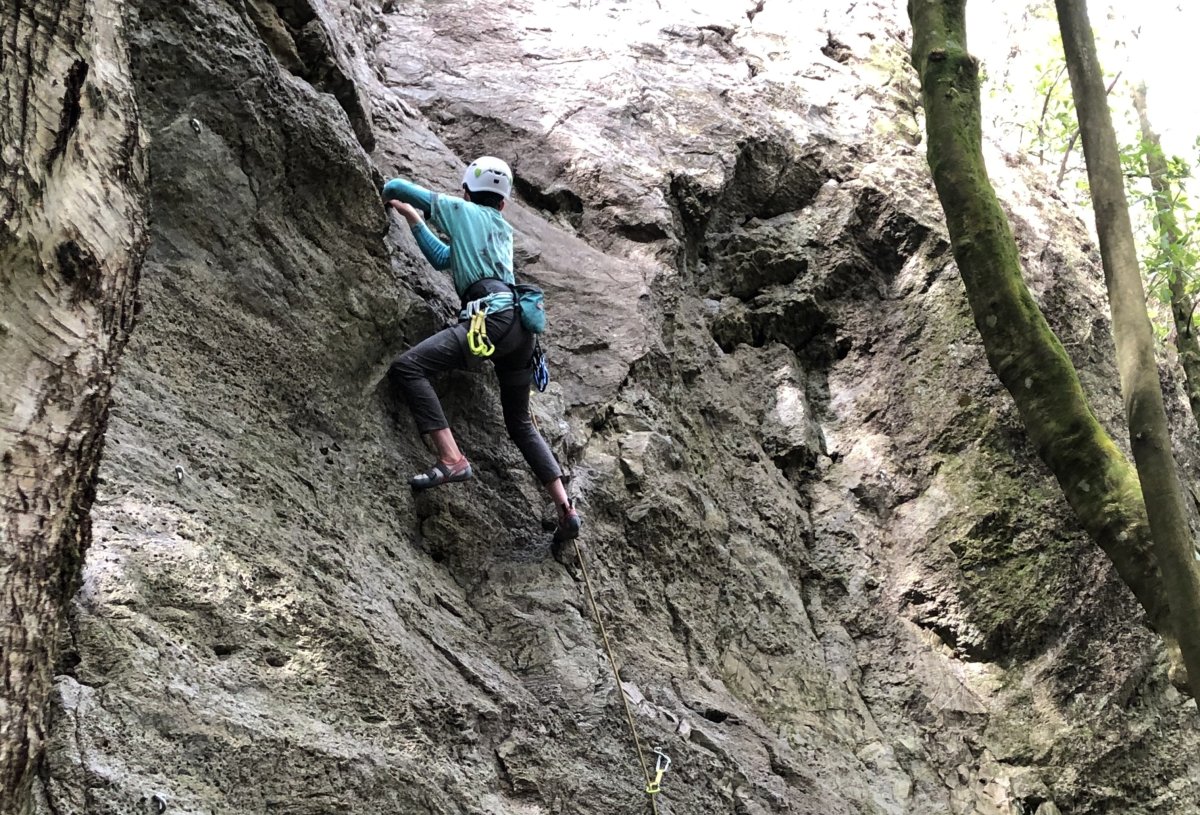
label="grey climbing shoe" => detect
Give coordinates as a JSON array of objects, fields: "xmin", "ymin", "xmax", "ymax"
[{"xmin": 410, "ymin": 458, "xmax": 473, "ymax": 491}]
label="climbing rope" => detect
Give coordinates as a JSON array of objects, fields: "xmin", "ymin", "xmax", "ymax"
[{"xmin": 572, "ymin": 539, "xmax": 667, "ymax": 813}]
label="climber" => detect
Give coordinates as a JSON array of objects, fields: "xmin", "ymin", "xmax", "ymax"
[{"xmin": 382, "ymin": 156, "xmax": 581, "ymax": 544}]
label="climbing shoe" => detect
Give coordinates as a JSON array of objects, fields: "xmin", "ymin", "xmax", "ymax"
[
  {"xmin": 552, "ymin": 504, "xmax": 582, "ymax": 544},
  {"xmin": 410, "ymin": 458, "xmax": 473, "ymax": 491}
]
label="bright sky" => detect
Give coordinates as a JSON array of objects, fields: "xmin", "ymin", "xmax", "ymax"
[{"xmin": 969, "ymin": 1, "xmax": 1200, "ymax": 157}]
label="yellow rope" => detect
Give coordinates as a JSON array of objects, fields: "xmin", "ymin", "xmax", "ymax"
[{"xmin": 572, "ymin": 539, "xmax": 661, "ymax": 815}]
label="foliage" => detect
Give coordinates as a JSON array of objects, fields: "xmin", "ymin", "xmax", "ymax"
[
  {"xmin": 982, "ymin": 4, "xmax": 1200, "ymax": 341},
  {"xmin": 1122, "ymin": 135, "xmax": 1200, "ymax": 317},
  {"xmin": 1028, "ymin": 48, "xmax": 1076, "ymax": 167}
]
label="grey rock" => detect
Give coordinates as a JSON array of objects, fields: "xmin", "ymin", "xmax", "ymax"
[{"xmin": 32, "ymin": 0, "xmax": 1200, "ymax": 814}]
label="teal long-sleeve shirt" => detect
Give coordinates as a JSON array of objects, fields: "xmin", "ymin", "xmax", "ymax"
[
  {"xmin": 382, "ymin": 177, "xmax": 515, "ymax": 298},
  {"xmin": 382, "ymin": 178, "xmax": 450, "ymax": 269}
]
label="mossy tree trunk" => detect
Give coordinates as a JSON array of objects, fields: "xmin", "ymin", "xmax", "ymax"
[
  {"xmin": 1131, "ymin": 84, "xmax": 1200, "ymax": 427},
  {"xmin": 0, "ymin": 0, "xmax": 147, "ymax": 810},
  {"xmin": 1056, "ymin": 0, "xmax": 1200, "ymax": 696},
  {"xmin": 907, "ymin": 0, "xmax": 1178, "ymax": 666}
]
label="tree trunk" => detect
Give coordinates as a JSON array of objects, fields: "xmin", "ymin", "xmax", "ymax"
[
  {"xmin": 1055, "ymin": 0, "xmax": 1200, "ymax": 695},
  {"xmin": 1131, "ymin": 84, "xmax": 1200, "ymax": 427},
  {"xmin": 0, "ymin": 0, "xmax": 147, "ymax": 810},
  {"xmin": 907, "ymin": 0, "xmax": 1176, "ymax": 658}
]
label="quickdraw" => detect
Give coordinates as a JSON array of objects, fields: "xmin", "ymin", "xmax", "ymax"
[
  {"xmin": 532, "ymin": 339, "xmax": 549, "ymax": 392},
  {"xmin": 646, "ymin": 748, "xmax": 671, "ymax": 795},
  {"xmin": 466, "ymin": 305, "xmax": 495, "ymax": 357}
]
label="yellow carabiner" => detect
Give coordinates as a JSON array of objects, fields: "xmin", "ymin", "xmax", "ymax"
[
  {"xmin": 467, "ymin": 309, "xmax": 495, "ymax": 357},
  {"xmin": 645, "ymin": 748, "xmax": 670, "ymax": 795}
]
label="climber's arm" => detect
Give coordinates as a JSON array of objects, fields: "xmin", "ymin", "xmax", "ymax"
[
  {"xmin": 381, "ymin": 177, "xmax": 434, "ymax": 216},
  {"xmin": 383, "ymin": 178, "xmax": 452, "ymax": 270},
  {"xmin": 408, "ymin": 219, "xmax": 451, "ymax": 270},
  {"xmin": 386, "ymin": 200, "xmax": 451, "ymax": 271}
]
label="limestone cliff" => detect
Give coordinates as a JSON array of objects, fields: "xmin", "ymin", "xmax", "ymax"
[{"xmin": 33, "ymin": 0, "xmax": 1200, "ymax": 813}]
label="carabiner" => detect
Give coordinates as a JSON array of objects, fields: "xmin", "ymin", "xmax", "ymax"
[
  {"xmin": 467, "ymin": 309, "xmax": 495, "ymax": 357},
  {"xmin": 532, "ymin": 339, "xmax": 549, "ymax": 392},
  {"xmin": 646, "ymin": 747, "xmax": 670, "ymax": 795}
]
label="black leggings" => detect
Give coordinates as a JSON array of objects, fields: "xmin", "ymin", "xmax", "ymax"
[{"xmin": 390, "ymin": 309, "xmax": 563, "ymax": 485}]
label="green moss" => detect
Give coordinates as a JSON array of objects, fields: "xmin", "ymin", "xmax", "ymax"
[{"xmin": 937, "ymin": 449, "xmax": 1087, "ymax": 662}]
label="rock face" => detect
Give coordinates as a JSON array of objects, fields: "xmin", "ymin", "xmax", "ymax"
[{"xmin": 33, "ymin": 0, "xmax": 1200, "ymax": 813}]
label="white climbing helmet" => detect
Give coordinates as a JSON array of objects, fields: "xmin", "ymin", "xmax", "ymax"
[{"xmin": 462, "ymin": 155, "xmax": 513, "ymax": 199}]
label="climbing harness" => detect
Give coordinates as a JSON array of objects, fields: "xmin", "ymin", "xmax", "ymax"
[
  {"xmin": 462, "ymin": 294, "xmax": 513, "ymax": 358},
  {"xmin": 532, "ymin": 339, "xmax": 550, "ymax": 392},
  {"xmin": 461, "ymin": 292, "xmax": 551, "ymax": 387},
  {"xmin": 573, "ymin": 538, "xmax": 667, "ymax": 813}
]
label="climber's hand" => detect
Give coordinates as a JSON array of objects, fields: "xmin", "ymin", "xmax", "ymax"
[{"xmin": 388, "ymin": 200, "xmax": 423, "ymax": 225}]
